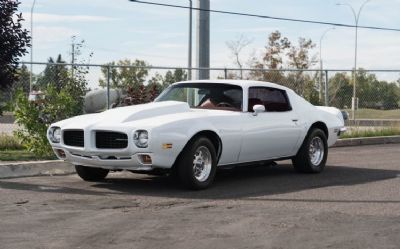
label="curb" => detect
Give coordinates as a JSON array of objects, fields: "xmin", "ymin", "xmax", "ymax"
[
  {"xmin": 0, "ymin": 160, "xmax": 75, "ymax": 179},
  {"xmin": 333, "ymin": 135, "xmax": 400, "ymax": 147}
]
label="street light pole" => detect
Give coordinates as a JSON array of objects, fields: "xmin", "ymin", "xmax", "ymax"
[
  {"xmin": 337, "ymin": 0, "xmax": 371, "ymax": 120},
  {"xmin": 319, "ymin": 27, "xmax": 335, "ymax": 106},
  {"xmin": 188, "ymin": 0, "xmax": 192, "ymax": 80},
  {"xmin": 30, "ymin": 0, "xmax": 37, "ymax": 93}
]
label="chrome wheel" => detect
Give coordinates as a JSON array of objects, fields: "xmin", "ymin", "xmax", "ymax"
[
  {"xmin": 192, "ymin": 146, "xmax": 212, "ymax": 182},
  {"xmin": 309, "ymin": 136, "xmax": 324, "ymax": 166}
]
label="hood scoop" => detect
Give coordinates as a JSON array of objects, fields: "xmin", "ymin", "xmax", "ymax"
[{"xmin": 99, "ymin": 101, "xmax": 191, "ymax": 123}]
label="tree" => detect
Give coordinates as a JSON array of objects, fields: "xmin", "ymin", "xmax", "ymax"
[
  {"xmin": 35, "ymin": 55, "xmax": 70, "ymax": 91},
  {"xmin": 250, "ymin": 31, "xmax": 291, "ymax": 84},
  {"xmin": 0, "ymin": 0, "xmax": 30, "ymax": 90},
  {"xmin": 354, "ymin": 69, "xmax": 399, "ymax": 109},
  {"xmin": 226, "ymin": 35, "xmax": 253, "ymax": 79},
  {"xmin": 328, "ymin": 72, "xmax": 352, "ymax": 108},
  {"xmin": 262, "ymin": 31, "xmax": 291, "ymax": 70},
  {"xmin": 287, "ymin": 38, "xmax": 316, "ymax": 70},
  {"xmin": 151, "ymin": 69, "xmax": 187, "ymax": 86},
  {"xmin": 99, "ymin": 59, "xmax": 149, "ymax": 91},
  {"xmin": 1, "ymin": 64, "xmax": 31, "ymax": 111},
  {"xmin": 248, "ymin": 31, "xmax": 319, "ymax": 103},
  {"xmin": 14, "ymin": 39, "xmax": 91, "ymax": 155},
  {"xmin": 285, "ymin": 37, "xmax": 318, "ymax": 103},
  {"xmin": 148, "ymin": 69, "xmax": 188, "ymax": 94},
  {"xmin": 328, "ymin": 70, "xmax": 400, "ymax": 110}
]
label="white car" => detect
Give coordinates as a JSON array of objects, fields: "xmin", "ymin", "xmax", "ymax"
[{"xmin": 47, "ymin": 80, "xmax": 346, "ymax": 189}]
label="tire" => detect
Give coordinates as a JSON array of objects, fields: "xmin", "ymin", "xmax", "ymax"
[
  {"xmin": 292, "ymin": 128, "xmax": 328, "ymax": 173},
  {"xmin": 75, "ymin": 165, "xmax": 109, "ymax": 181},
  {"xmin": 175, "ymin": 137, "xmax": 217, "ymax": 190}
]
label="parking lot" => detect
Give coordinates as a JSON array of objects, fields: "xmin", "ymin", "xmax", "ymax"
[{"xmin": 0, "ymin": 144, "xmax": 399, "ymax": 249}]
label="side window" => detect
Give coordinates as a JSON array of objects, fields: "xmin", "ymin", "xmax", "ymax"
[{"xmin": 248, "ymin": 87, "xmax": 292, "ymax": 112}]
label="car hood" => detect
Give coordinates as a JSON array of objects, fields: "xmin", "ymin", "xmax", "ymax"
[{"xmin": 53, "ymin": 101, "xmax": 205, "ymax": 129}]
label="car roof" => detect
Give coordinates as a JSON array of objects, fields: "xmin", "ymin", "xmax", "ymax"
[{"xmin": 172, "ymin": 80, "xmax": 293, "ymax": 92}]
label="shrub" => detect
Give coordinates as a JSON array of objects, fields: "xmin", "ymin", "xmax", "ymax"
[{"xmin": 14, "ymin": 85, "xmax": 84, "ymax": 156}]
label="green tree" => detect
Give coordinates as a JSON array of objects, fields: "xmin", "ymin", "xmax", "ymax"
[
  {"xmin": 0, "ymin": 0, "xmax": 30, "ymax": 91},
  {"xmin": 328, "ymin": 72, "xmax": 352, "ymax": 108},
  {"xmin": 355, "ymin": 69, "xmax": 399, "ymax": 109},
  {"xmin": 328, "ymin": 70, "xmax": 400, "ymax": 110},
  {"xmin": 148, "ymin": 69, "xmax": 188, "ymax": 92},
  {"xmin": 14, "ymin": 64, "xmax": 31, "ymax": 94},
  {"xmin": 99, "ymin": 59, "xmax": 149, "ymax": 91},
  {"xmin": 1, "ymin": 64, "xmax": 32, "ymax": 111},
  {"xmin": 35, "ymin": 55, "xmax": 70, "ymax": 91}
]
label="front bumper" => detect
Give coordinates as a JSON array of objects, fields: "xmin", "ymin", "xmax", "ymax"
[{"xmin": 52, "ymin": 147, "xmax": 154, "ymax": 171}]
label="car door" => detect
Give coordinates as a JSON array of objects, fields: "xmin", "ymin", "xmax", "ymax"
[{"xmin": 238, "ymin": 87, "xmax": 303, "ymax": 163}]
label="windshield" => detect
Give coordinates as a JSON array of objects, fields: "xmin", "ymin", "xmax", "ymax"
[{"xmin": 155, "ymin": 83, "xmax": 243, "ymax": 111}]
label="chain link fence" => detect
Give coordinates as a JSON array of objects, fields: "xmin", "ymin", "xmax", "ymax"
[{"xmin": 3, "ymin": 62, "xmax": 400, "ymax": 128}]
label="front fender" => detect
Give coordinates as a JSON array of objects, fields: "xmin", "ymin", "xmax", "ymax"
[{"xmin": 149, "ymin": 119, "xmax": 220, "ymax": 169}]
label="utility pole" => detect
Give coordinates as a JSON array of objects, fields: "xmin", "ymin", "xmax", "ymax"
[
  {"xmin": 196, "ymin": 0, "xmax": 210, "ymax": 80},
  {"xmin": 71, "ymin": 42, "xmax": 75, "ymax": 79},
  {"xmin": 188, "ymin": 0, "xmax": 193, "ymax": 80}
]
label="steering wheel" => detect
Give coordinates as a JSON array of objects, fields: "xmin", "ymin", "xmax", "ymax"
[{"xmin": 216, "ymin": 102, "xmax": 234, "ymax": 108}]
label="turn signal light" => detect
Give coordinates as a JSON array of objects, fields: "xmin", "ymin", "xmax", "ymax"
[
  {"xmin": 56, "ymin": 149, "xmax": 66, "ymax": 159},
  {"xmin": 139, "ymin": 154, "xmax": 152, "ymax": 164}
]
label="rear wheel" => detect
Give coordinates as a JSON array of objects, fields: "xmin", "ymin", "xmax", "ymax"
[
  {"xmin": 292, "ymin": 128, "xmax": 328, "ymax": 173},
  {"xmin": 75, "ymin": 165, "xmax": 109, "ymax": 181},
  {"xmin": 175, "ymin": 137, "xmax": 217, "ymax": 190}
]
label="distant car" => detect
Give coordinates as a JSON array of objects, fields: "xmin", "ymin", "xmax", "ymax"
[{"xmin": 47, "ymin": 80, "xmax": 346, "ymax": 189}]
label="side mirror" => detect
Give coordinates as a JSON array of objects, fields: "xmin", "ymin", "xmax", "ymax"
[{"xmin": 252, "ymin": 104, "xmax": 265, "ymax": 116}]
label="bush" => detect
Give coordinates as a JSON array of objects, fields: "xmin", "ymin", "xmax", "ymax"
[{"xmin": 14, "ymin": 85, "xmax": 84, "ymax": 156}]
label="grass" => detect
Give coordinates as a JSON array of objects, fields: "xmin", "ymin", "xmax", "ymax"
[
  {"xmin": 0, "ymin": 133, "xmax": 24, "ymax": 150},
  {"xmin": 340, "ymin": 126, "xmax": 400, "ymax": 139},
  {"xmin": 0, "ymin": 133, "xmax": 56, "ymax": 161},
  {"xmin": 0, "ymin": 150, "xmax": 56, "ymax": 162},
  {"xmin": 345, "ymin": 108, "xmax": 400, "ymax": 119}
]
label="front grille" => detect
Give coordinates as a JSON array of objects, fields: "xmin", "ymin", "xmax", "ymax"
[
  {"xmin": 96, "ymin": 131, "xmax": 128, "ymax": 149},
  {"xmin": 63, "ymin": 130, "xmax": 84, "ymax": 147}
]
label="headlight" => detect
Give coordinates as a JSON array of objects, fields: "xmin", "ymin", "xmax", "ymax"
[
  {"xmin": 134, "ymin": 130, "xmax": 148, "ymax": 148},
  {"xmin": 48, "ymin": 127, "xmax": 61, "ymax": 143}
]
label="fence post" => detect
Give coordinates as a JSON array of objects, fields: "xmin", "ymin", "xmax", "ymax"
[
  {"xmin": 324, "ymin": 70, "xmax": 329, "ymax": 106},
  {"xmin": 106, "ymin": 65, "xmax": 111, "ymax": 109},
  {"xmin": 224, "ymin": 68, "xmax": 228, "ymax": 79}
]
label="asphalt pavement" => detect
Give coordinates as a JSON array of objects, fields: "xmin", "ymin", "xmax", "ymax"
[{"xmin": 0, "ymin": 144, "xmax": 399, "ymax": 249}]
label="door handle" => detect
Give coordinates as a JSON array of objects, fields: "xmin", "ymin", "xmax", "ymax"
[{"xmin": 292, "ymin": 119, "xmax": 299, "ymax": 122}]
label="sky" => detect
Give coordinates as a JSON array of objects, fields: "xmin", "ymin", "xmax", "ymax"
[{"xmin": 18, "ymin": 0, "xmax": 400, "ymax": 87}]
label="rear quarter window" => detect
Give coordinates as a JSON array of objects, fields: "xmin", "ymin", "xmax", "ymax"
[{"xmin": 248, "ymin": 87, "xmax": 292, "ymax": 112}]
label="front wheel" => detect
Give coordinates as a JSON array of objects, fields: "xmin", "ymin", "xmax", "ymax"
[
  {"xmin": 175, "ymin": 137, "xmax": 217, "ymax": 190},
  {"xmin": 292, "ymin": 128, "xmax": 328, "ymax": 173},
  {"xmin": 75, "ymin": 165, "xmax": 109, "ymax": 181}
]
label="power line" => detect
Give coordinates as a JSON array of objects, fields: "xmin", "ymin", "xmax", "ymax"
[{"xmin": 129, "ymin": 0, "xmax": 400, "ymax": 32}]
